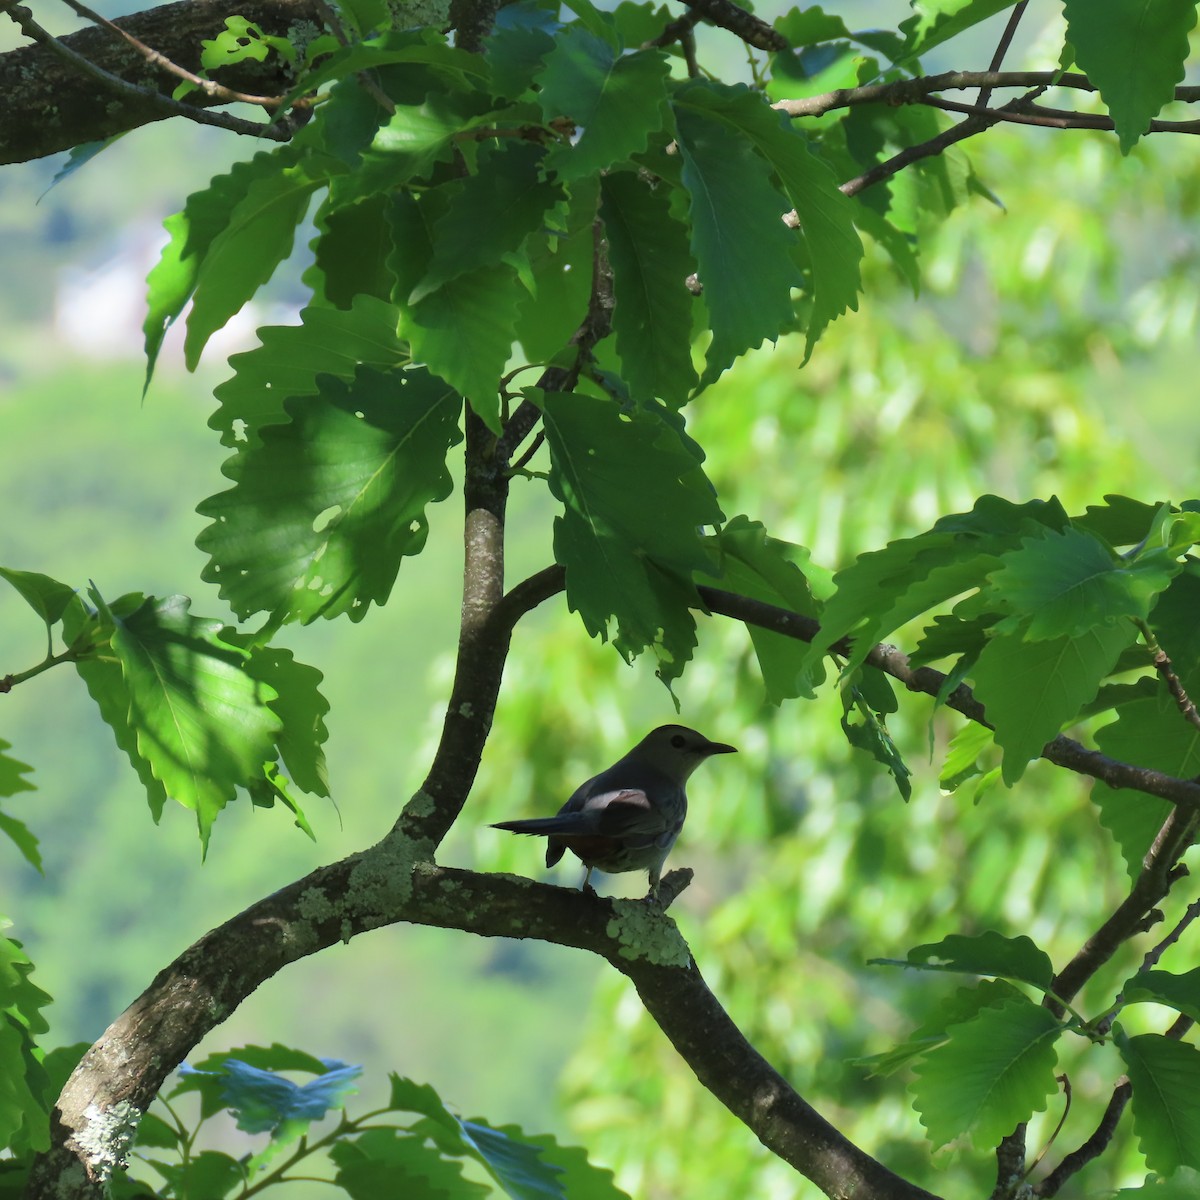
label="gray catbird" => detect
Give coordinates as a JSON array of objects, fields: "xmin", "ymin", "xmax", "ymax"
[{"xmin": 491, "ymin": 725, "xmax": 736, "ymax": 896}]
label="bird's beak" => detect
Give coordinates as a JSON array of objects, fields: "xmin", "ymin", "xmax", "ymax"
[{"xmin": 704, "ymin": 740, "xmax": 738, "ymax": 756}]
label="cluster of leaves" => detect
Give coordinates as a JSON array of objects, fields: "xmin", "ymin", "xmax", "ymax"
[
  {"xmin": 0, "ymin": 567, "xmax": 329, "ymax": 851},
  {"xmin": 0, "ymin": 1020, "xmax": 625, "ymax": 1200},
  {"xmin": 865, "ymin": 932, "xmax": 1200, "ymax": 1174}
]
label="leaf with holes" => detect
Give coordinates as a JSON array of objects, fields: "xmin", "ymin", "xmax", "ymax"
[{"xmin": 197, "ymin": 367, "xmax": 461, "ymax": 624}]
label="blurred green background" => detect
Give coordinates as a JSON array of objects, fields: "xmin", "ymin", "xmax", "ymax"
[{"xmin": 3, "ymin": 2, "xmax": 1200, "ymax": 1196}]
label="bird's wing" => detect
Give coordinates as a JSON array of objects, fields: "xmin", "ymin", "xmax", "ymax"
[{"xmin": 582, "ymin": 788, "xmax": 678, "ymax": 839}]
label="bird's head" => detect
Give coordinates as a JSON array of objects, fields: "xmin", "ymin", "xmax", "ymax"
[{"xmin": 632, "ymin": 725, "xmax": 738, "ymax": 781}]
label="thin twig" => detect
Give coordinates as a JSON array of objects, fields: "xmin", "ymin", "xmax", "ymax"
[
  {"xmin": 840, "ymin": 113, "xmax": 991, "ymax": 197},
  {"xmin": 677, "ymin": 0, "xmax": 786, "ymax": 53},
  {"xmin": 977, "ymin": 1, "xmax": 1028, "ymax": 110},
  {"xmin": 1139, "ymin": 895, "xmax": 1200, "ymax": 975},
  {"xmin": 642, "ymin": 7, "xmax": 701, "ymax": 49},
  {"xmin": 57, "ymin": 0, "xmax": 284, "ymax": 106},
  {"xmin": 1136, "ymin": 619, "xmax": 1200, "ymax": 734},
  {"xmin": 2, "ymin": 0, "xmax": 290, "ymax": 140},
  {"xmin": 924, "ymin": 95, "xmax": 1200, "ymax": 135},
  {"xmin": 1035, "ymin": 1081, "xmax": 1131, "ymax": 1197}
]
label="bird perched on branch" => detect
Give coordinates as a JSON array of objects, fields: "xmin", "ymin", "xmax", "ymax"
[{"xmin": 491, "ymin": 725, "xmax": 737, "ymax": 898}]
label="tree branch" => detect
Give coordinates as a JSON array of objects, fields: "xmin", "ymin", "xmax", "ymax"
[
  {"xmin": 0, "ymin": 0, "xmax": 319, "ymax": 164},
  {"xmin": 676, "ymin": 0, "xmax": 787, "ymax": 53}
]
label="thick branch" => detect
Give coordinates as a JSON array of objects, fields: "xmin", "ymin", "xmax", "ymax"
[
  {"xmin": 0, "ymin": 0, "xmax": 321, "ymax": 163},
  {"xmin": 29, "ymin": 858, "xmax": 939, "ymax": 1200}
]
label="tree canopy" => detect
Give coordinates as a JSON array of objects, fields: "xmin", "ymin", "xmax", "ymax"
[{"xmin": 3, "ymin": 1, "xmax": 1200, "ymax": 1199}]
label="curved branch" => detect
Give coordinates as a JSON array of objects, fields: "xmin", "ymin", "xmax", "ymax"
[{"xmin": 30, "ymin": 859, "xmax": 941, "ymax": 1200}]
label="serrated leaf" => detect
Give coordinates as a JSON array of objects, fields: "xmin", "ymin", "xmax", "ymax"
[
  {"xmin": 102, "ymin": 594, "xmax": 283, "ymax": 847},
  {"xmin": 536, "ymin": 29, "xmax": 672, "ymax": 183},
  {"xmin": 674, "ymin": 104, "xmax": 802, "ymax": 386},
  {"xmin": 1076, "ymin": 494, "xmax": 1166, "ymax": 546},
  {"xmin": 939, "ymin": 721, "xmax": 993, "ymax": 790},
  {"xmin": 1118, "ymin": 1030, "xmax": 1200, "ymax": 1173},
  {"xmin": 197, "ymin": 1058, "xmax": 361, "ymax": 1134},
  {"xmin": 183, "ymin": 158, "xmax": 321, "ymax": 369},
  {"xmin": 0, "ymin": 932, "xmax": 53, "ymax": 1153},
  {"xmin": 149, "ymin": 1150, "xmax": 244, "ymax": 1200},
  {"xmin": 855, "ymin": 978, "xmax": 1026, "ymax": 1077},
  {"xmin": 64, "ymin": 595, "xmax": 171, "ymax": 820},
  {"xmin": 985, "ymin": 527, "xmax": 1178, "ymax": 640},
  {"xmin": 1114, "ymin": 1167, "xmax": 1200, "ymax": 1197},
  {"xmin": 841, "ymin": 694, "xmax": 911, "ymax": 800},
  {"xmin": 972, "ymin": 620, "xmax": 1134, "ymax": 785},
  {"xmin": 332, "ymin": 91, "xmax": 485, "ymax": 207},
  {"xmin": 700, "ymin": 516, "xmax": 822, "ymax": 702},
  {"xmin": 1093, "ymin": 693, "xmax": 1198, "ymax": 878},
  {"xmin": 806, "ymin": 496, "xmax": 1069, "ymax": 675},
  {"xmin": 333, "ymin": 1127, "xmax": 488, "ymax": 1200},
  {"xmin": 412, "ymin": 141, "xmax": 563, "ymax": 302},
  {"xmin": 198, "ymin": 366, "xmax": 462, "ymax": 623},
  {"xmin": 389, "ymin": 190, "xmax": 521, "ymax": 431},
  {"xmin": 1125, "ymin": 969, "xmax": 1200, "ymax": 1023},
  {"xmin": 209, "ymin": 298, "xmax": 407, "ymax": 449},
  {"xmin": 144, "ymin": 153, "xmax": 278, "ymax": 384},
  {"xmin": 895, "ymin": 932, "xmax": 1055, "ymax": 990},
  {"xmin": 1063, "ymin": 0, "xmax": 1197, "ymax": 154},
  {"xmin": 542, "ymin": 391, "xmax": 722, "ymax": 682},
  {"xmin": 515, "ymin": 184, "xmax": 597, "ymax": 363},
  {"xmin": 601, "ymin": 171, "xmax": 699, "ymax": 406},
  {"xmin": 911, "ymin": 997, "xmax": 1062, "ymax": 1151},
  {"xmin": 0, "ymin": 742, "xmax": 35, "ymax": 801},
  {"xmin": 309, "ymin": 193, "xmax": 396, "ymax": 310},
  {"xmin": 674, "ymin": 82, "xmax": 862, "ymax": 350},
  {"xmin": 245, "ymin": 648, "xmax": 330, "ymax": 796},
  {"xmin": 485, "ymin": 3, "xmax": 560, "ymax": 99},
  {"xmin": 0, "ymin": 742, "xmax": 40, "ymax": 870},
  {"xmin": 0, "ymin": 569, "xmax": 76, "ymax": 629}
]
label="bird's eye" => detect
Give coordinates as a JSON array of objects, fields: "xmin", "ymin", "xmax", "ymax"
[{"xmin": 670, "ymin": 734, "xmax": 686, "ymax": 749}]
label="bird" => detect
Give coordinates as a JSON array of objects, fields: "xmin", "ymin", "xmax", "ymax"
[{"xmin": 491, "ymin": 725, "xmax": 737, "ymax": 898}]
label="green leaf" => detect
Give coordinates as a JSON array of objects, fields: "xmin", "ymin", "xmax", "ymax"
[
  {"xmin": 209, "ymin": 298, "xmax": 407, "ymax": 449},
  {"xmin": 333, "ymin": 1128, "xmax": 488, "ymax": 1199},
  {"xmin": 1114, "ymin": 1168, "xmax": 1200, "ymax": 1197},
  {"xmin": 183, "ymin": 156, "xmax": 321, "ymax": 369},
  {"xmin": 198, "ymin": 367, "xmax": 462, "ymax": 624},
  {"xmin": 64, "ymin": 593, "xmax": 171, "ymax": 820},
  {"xmin": 673, "ymin": 102, "xmax": 802, "ymax": 386},
  {"xmin": 841, "ymin": 689, "xmax": 912, "ymax": 800},
  {"xmin": 855, "ymin": 978, "xmax": 1026, "ymax": 1077},
  {"xmin": 985, "ymin": 526, "xmax": 1178, "ymax": 640},
  {"xmin": 601, "ymin": 171, "xmax": 699, "ymax": 406},
  {"xmin": 808, "ymin": 496, "xmax": 1069, "ymax": 675},
  {"xmin": 145, "ymin": 154, "xmax": 274, "ymax": 384},
  {"xmin": 674, "ymin": 82, "xmax": 862, "ymax": 350},
  {"xmin": 102, "ymin": 594, "xmax": 283, "ymax": 847},
  {"xmin": 485, "ymin": 4, "xmax": 560, "ymax": 99},
  {"xmin": 1063, "ymin": 0, "xmax": 1198, "ymax": 154},
  {"xmin": 0, "ymin": 741, "xmax": 40, "ymax": 870},
  {"xmin": 700, "ymin": 516, "xmax": 822, "ymax": 703},
  {"xmin": 332, "ymin": 91, "xmax": 484, "ymax": 206},
  {"xmin": 412, "ymin": 141, "xmax": 563, "ymax": 302},
  {"xmin": 0, "ymin": 569, "xmax": 76, "ymax": 629},
  {"xmin": 900, "ymin": 0, "xmax": 1020, "ymax": 60},
  {"xmin": 885, "ymin": 931, "xmax": 1055, "ymax": 990},
  {"xmin": 1118, "ymin": 1030, "xmax": 1200, "ymax": 1173},
  {"xmin": 514, "ymin": 184, "xmax": 598, "ymax": 363},
  {"xmin": 245, "ymin": 648, "xmax": 330, "ymax": 796},
  {"xmin": 1125, "ymin": 969, "xmax": 1200, "ymax": 1024},
  {"xmin": 911, "ymin": 997, "xmax": 1062, "ymax": 1151},
  {"xmin": 389, "ymin": 191, "xmax": 522, "ymax": 431},
  {"xmin": 147, "ymin": 1150, "xmax": 244, "ymax": 1200},
  {"xmin": 0, "ymin": 930, "xmax": 53, "ymax": 1153},
  {"xmin": 542, "ymin": 391, "xmax": 722, "ymax": 683},
  {"xmin": 1093, "ymin": 691, "xmax": 1199, "ymax": 878},
  {"xmin": 1075, "ymin": 494, "xmax": 1166, "ymax": 546},
  {"xmin": 939, "ymin": 721, "xmax": 994, "ymax": 791},
  {"xmin": 309, "ymin": 193, "xmax": 397, "ymax": 309},
  {"xmin": 972, "ymin": 619, "xmax": 1134, "ymax": 785},
  {"xmin": 536, "ymin": 29, "xmax": 672, "ymax": 183}
]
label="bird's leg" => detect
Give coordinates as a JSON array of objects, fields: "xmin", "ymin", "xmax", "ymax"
[{"xmin": 580, "ymin": 865, "xmax": 597, "ymax": 894}]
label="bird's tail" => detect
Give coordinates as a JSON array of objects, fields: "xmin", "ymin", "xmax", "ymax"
[{"xmin": 491, "ymin": 816, "xmax": 575, "ymax": 836}]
